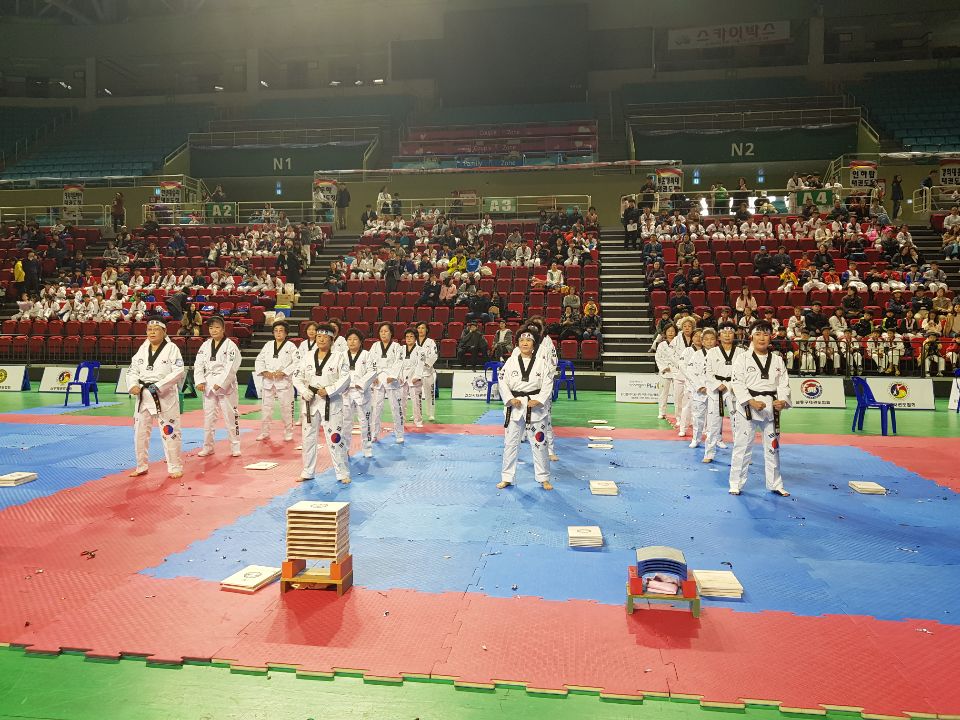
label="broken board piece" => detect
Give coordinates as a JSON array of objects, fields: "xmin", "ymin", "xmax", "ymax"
[
  {"xmin": 589, "ymin": 480, "xmax": 619, "ymax": 496},
  {"xmin": 587, "ymin": 419, "xmax": 608, "ymax": 425},
  {"xmin": 691, "ymin": 569, "xmax": 744, "ymax": 598},
  {"xmin": 244, "ymin": 462, "xmax": 279, "ymax": 471},
  {"xmin": 220, "ymin": 565, "xmax": 281, "ymax": 594},
  {"xmin": 588, "ymin": 436, "xmax": 613, "ymax": 442},
  {"xmin": 849, "ymin": 481, "xmax": 887, "ymax": 495},
  {"xmin": 0, "ymin": 471, "xmax": 38, "ymax": 487},
  {"xmin": 592, "ymin": 425, "xmax": 616, "ymax": 430},
  {"xmin": 587, "ymin": 443, "xmax": 614, "ymax": 450}
]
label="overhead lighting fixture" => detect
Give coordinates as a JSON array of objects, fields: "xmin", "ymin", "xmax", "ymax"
[
  {"xmin": 260, "ymin": 80, "xmax": 269, "ymax": 87},
  {"xmin": 213, "ymin": 85, "xmax": 224, "ymax": 91},
  {"xmin": 58, "ymin": 81, "xmax": 69, "ymax": 88},
  {"xmin": 103, "ymin": 88, "xmax": 112, "ymax": 95},
  {"xmin": 329, "ymin": 80, "xmax": 341, "ymax": 86},
  {"xmin": 354, "ymin": 80, "xmax": 363, "ymax": 86},
  {"xmin": 373, "ymin": 78, "xmax": 384, "ymax": 85}
]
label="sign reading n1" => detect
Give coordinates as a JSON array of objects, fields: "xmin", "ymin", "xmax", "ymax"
[
  {"xmin": 864, "ymin": 377, "xmax": 935, "ymax": 410},
  {"xmin": 482, "ymin": 197, "xmax": 517, "ymax": 214},
  {"xmin": 789, "ymin": 377, "xmax": 846, "ymax": 408},
  {"xmin": 0, "ymin": 365, "xmax": 29, "ymax": 392},
  {"xmin": 615, "ymin": 373, "xmax": 661, "ymax": 403},
  {"xmin": 39, "ymin": 366, "xmax": 78, "ymax": 393},
  {"xmin": 452, "ymin": 370, "xmax": 498, "ymax": 400}
]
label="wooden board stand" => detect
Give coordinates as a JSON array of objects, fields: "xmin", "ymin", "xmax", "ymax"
[
  {"xmin": 625, "ymin": 566, "xmax": 701, "ymax": 618},
  {"xmin": 280, "ymin": 556, "xmax": 353, "ymax": 596}
]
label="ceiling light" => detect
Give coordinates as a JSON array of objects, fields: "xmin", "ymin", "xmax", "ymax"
[
  {"xmin": 260, "ymin": 80, "xmax": 269, "ymax": 87},
  {"xmin": 372, "ymin": 78, "xmax": 384, "ymax": 85},
  {"xmin": 103, "ymin": 88, "xmax": 112, "ymax": 95},
  {"xmin": 213, "ymin": 85, "xmax": 224, "ymax": 91},
  {"xmin": 329, "ymin": 80, "xmax": 341, "ymax": 86},
  {"xmin": 354, "ymin": 80, "xmax": 363, "ymax": 86}
]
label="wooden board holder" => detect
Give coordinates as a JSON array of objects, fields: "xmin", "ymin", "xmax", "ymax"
[{"xmin": 280, "ymin": 555, "xmax": 353, "ymax": 596}]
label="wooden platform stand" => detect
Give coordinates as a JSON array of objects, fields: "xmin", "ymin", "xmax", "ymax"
[
  {"xmin": 625, "ymin": 566, "xmax": 701, "ymax": 618},
  {"xmin": 280, "ymin": 555, "xmax": 353, "ymax": 596}
]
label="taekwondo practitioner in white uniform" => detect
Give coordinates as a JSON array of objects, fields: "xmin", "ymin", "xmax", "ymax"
[
  {"xmin": 683, "ymin": 329, "xmax": 709, "ymax": 449},
  {"xmin": 703, "ymin": 321, "xmax": 744, "ymax": 463},
  {"xmin": 254, "ymin": 319, "xmax": 299, "ymax": 442},
  {"xmin": 511, "ymin": 317, "xmax": 559, "ymax": 461},
  {"xmin": 497, "ymin": 327, "xmax": 554, "ymax": 490},
  {"xmin": 293, "ymin": 323, "xmax": 352, "ymax": 484},
  {"xmin": 399, "ymin": 328, "xmax": 425, "ymax": 428},
  {"xmin": 671, "ymin": 317, "xmax": 696, "ymax": 436},
  {"xmin": 369, "ymin": 322, "xmax": 405, "ymax": 443},
  {"xmin": 343, "ymin": 329, "xmax": 376, "ymax": 458},
  {"xmin": 294, "ymin": 321, "xmax": 319, "ymax": 424},
  {"xmin": 416, "ymin": 321, "xmax": 438, "ymax": 422},
  {"xmin": 127, "ymin": 317, "xmax": 186, "ymax": 478},
  {"xmin": 327, "ymin": 318, "xmax": 350, "ymax": 355},
  {"xmin": 655, "ymin": 325, "xmax": 678, "ymax": 419},
  {"xmin": 728, "ymin": 320, "xmax": 792, "ymax": 496},
  {"xmin": 193, "ymin": 314, "xmax": 241, "ymax": 457}
]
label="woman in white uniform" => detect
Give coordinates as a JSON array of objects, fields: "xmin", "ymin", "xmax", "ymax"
[
  {"xmin": 671, "ymin": 317, "xmax": 696, "ymax": 436},
  {"xmin": 703, "ymin": 322, "xmax": 743, "ymax": 463},
  {"xmin": 416, "ymin": 322, "xmax": 438, "ymax": 422},
  {"xmin": 655, "ymin": 324, "xmax": 678, "ymax": 419},
  {"xmin": 193, "ymin": 314, "xmax": 242, "ymax": 457},
  {"xmin": 294, "ymin": 321, "xmax": 319, "ymax": 424},
  {"xmin": 368, "ymin": 322, "xmax": 405, "ymax": 443},
  {"xmin": 293, "ymin": 323, "xmax": 352, "ymax": 484},
  {"xmin": 511, "ymin": 317, "xmax": 559, "ymax": 461},
  {"xmin": 399, "ymin": 328, "xmax": 425, "ymax": 429},
  {"xmin": 327, "ymin": 317, "xmax": 350, "ymax": 355},
  {"xmin": 683, "ymin": 329, "xmax": 710, "ymax": 449},
  {"xmin": 253, "ymin": 320, "xmax": 299, "ymax": 442},
  {"xmin": 127, "ymin": 318, "xmax": 186, "ymax": 478},
  {"xmin": 497, "ymin": 328, "xmax": 554, "ymax": 490},
  {"xmin": 343, "ymin": 329, "xmax": 376, "ymax": 458}
]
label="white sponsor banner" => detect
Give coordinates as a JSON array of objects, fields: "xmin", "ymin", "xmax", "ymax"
[
  {"xmin": 789, "ymin": 377, "xmax": 847, "ymax": 408},
  {"xmin": 116, "ymin": 367, "xmax": 131, "ymax": 394},
  {"xmin": 865, "ymin": 377, "xmax": 935, "ymax": 410},
  {"xmin": 452, "ymin": 370, "xmax": 499, "ymax": 400},
  {"xmin": 948, "ymin": 376, "xmax": 959, "ymax": 411},
  {"xmin": 668, "ymin": 21, "xmax": 790, "ymax": 50},
  {"xmin": 616, "ymin": 373, "xmax": 661, "ymax": 403},
  {"xmin": 0, "ymin": 365, "xmax": 28, "ymax": 392},
  {"xmin": 39, "ymin": 365, "xmax": 78, "ymax": 393}
]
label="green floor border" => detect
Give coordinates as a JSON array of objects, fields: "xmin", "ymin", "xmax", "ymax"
[{"xmin": 0, "ymin": 646, "xmax": 916, "ymax": 720}]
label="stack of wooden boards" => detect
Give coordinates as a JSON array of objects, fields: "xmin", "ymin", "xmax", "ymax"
[
  {"xmin": 589, "ymin": 480, "xmax": 619, "ymax": 496},
  {"xmin": 849, "ymin": 481, "xmax": 887, "ymax": 495},
  {"xmin": 0, "ymin": 471, "xmax": 37, "ymax": 487},
  {"xmin": 568, "ymin": 526, "xmax": 604, "ymax": 548},
  {"xmin": 286, "ymin": 501, "xmax": 350, "ymax": 562},
  {"xmin": 691, "ymin": 570, "xmax": 744, "ymax": 599}
]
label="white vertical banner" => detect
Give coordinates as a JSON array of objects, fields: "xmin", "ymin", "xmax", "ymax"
[
  {"xmin": 0, "ymin": 365, "xmax": 29, "ymax": 392},
  {"xmin": 452, "ymin": 370, "xmax": 498, "ymax": 400},
  {"xmin": 615, "ymin": 373, "xmax": 661, "ymax": 403},
  {"xmin": 864, "ymin": 378, "xmax": 935, "ymax": 410},
  {"xmin": 948, "ymin": 377, "xmax": 959, "ymax": 412}
]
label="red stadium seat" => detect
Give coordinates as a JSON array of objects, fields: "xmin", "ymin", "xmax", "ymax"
[
  {"xmin": 560, "ymin": 339, "xmax": 578, "ymax": 360},
  {"xmin": 580, "ymin": 340, "xmax": 600, "ymax": 363},
  {"xmin": 439, "ymin": 338, "xmax": 457, "ymax": 359}
]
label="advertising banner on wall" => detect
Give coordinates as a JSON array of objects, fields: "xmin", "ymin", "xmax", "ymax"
[
  {"xmin": 865, "ymin": 378, "xmax": 935, "ymax": 410},
  {"xmin": 615, "ymin": 373, "xmax": 661, "ymax": 403},
  {"xmin": 452, "ymin": 370, "xmax": 498, "ymax": 400},
  {"xmin": 848, "ymin": 160, "xmax": 878, "ymax": 189},
  {"xmin": 158, "ymin": 180, "xmax": 183, "ymax": 204},
  {"xmin": 655, "ymin": 167, "xmax": 684, "ymax": 193},
  {"xmin": 789, "ymin": 377, "xmax": 846, "ymax": 408},
  {"xmin": 667, "ymin": 21, "xmax": 790, "ymax": 50},
  {"xmin": 0, "ymin": 365, "xmax": 29, "ymax": 392},
  {"xmin": 39, "ymin": 366, "xmax": 77, "ymax": 393}
]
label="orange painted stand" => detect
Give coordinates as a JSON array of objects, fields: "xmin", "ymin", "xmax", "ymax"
[
  {"xmin": 280, "ymin": 555, "xmax": 354, "ymax": 596},
  {"xmin": 626, "ymin": 566, "xmax": 700, "ymax": 617}
]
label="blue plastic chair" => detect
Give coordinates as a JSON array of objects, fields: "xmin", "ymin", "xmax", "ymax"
[
  {"xmin": 851, "ymin": 376, "xmax": 896, "ymax": 435},
  {"xmin": 63, "ymin": 361, "xmax": 101, "ymax": 407},
  {"xmin": 553, "ymin": 360, "xmax": 577, "ymax": 401},
  {"xmin": 484, "ymin": 361, "xmax": 503, "ymax": 403}
]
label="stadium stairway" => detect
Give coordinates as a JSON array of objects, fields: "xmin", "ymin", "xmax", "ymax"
[
  {"xmin": 913, "ymin": 227, "xmax": 959, "ymax": 287},
  {"xmin": 598, "ymin": 229, "xmax": 653, "ymax": 373}
]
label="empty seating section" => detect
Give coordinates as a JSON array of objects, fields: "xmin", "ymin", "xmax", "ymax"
[
  {"xmin": 0, "ymin": 107, "xmax": 74, "ymax": 164},
  {"xmin": 394, "ymin": 103, "xmax": 597, "ymax": 169},
  {"xmin": 1, "ymin": 105, "xmax": 217, "ymax": 179},
  {"xmin": 850, "ymin": 71, "xmax": 960, "ymax": 152}
]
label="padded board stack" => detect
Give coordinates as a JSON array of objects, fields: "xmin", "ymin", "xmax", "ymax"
[{"xmin": 280, "ymin": 501, "xmax": 354, "ymax": 595}]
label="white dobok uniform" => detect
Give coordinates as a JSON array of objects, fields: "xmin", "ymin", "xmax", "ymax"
[
  {"xmin": 193, "ymin": 336, "xmax": 242, "ymax": 454},
  {"xmin": 704, "ymin": 344, "xmax": 745, "ymax": 461},
  {"xmin": 399, "ymin": 343, "xmax": 425, "ymax": 427},
  {"xmin": 728, "ymin": 350, "xmax": 792, "ymax": 494},
  {"xmin": 511, "ymin": 334, "xmax": 558, "ymax": 455},
  {"xmin": 498, "ymin": 352, "xmax": 553, "ymax": 486},
  {"xmin": 369, "ymin": 339, "xmax": 405, "ymax": 442},
  {"xmin": 128, "ymin": 339, "xmax": 186, "ymax": 475},
  {"xmin": 254, "ymin": 339, "xmax": 299, "ymax": 438},
  {"xmin": 417, "ymin": 337, "xmax": 438, "ymax": 420},
  {"xmin": 344, "ymin": 348, "xmax": 376, "ymax": 457},
  {"xmin": 683, "ymin": 347, "xmax": 710, "ymax": 446},
  {"xmin": 293, "ymin": 347, "xmax": 351, "ymax": 481},
  {"xmin": 670, "ymin": 334, "xmax": 695, "ymax": 433}
]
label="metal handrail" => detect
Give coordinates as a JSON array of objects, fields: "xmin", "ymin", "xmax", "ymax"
[
  {"xmin": 208, "ymin": 114, "xmax": 393, "ymax": 133},
  {"xmin": 913, "ymin": 185, "xmax": 960, "ymax": 214},
  {"xmin": 622, "ymin": 185, "xmax": 878, "ymax": 216},
  {"xmin": 401, "ymin": 133, "xmax": 598, "ymax": 154},
  {"xmin": 624, "ymin": 95, "xmax": 847, "ymax": 115},
  {"xmin": 0, "ymin": 174, "xmax": 205, "ymax": 196},
  {"xmin": 188, "ymin": 127, "xmax": 381, "ymax": 148},
  {"xmin": 628, "ymin": 107, "xmax": 862, "ymax": 132},
  {"xmin": 0, "ymin": 204, "xmax": 109, "ymax": 227},
  {"xmin": 362, "ymin": 134, "xmax": 380, "ymax": 170}
]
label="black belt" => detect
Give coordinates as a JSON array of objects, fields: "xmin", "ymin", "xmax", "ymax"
[
  {"xmin": 137, "ymin": 381, "xmax": 162, "ymax": 415},
  {"xmin": 714, "ymin": 376, "xmax": 731, "ymax": 416},
  {"xmin": 305, "ymin": 385, "xmax": 330, "ymax": 424},
  {"xmin": 745, "ymin": 389, "xmax": 780, "ymax": 433},
  {"xmin": 504, "ymin": 389, "xmax": 541, "ymax": 427}
]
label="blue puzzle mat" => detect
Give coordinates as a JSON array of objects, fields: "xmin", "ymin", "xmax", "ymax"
[
  {"xmin": 10, "ymin": 402, "xmax": 122, "ymax": 416},
  {"xmin": 141, "ymin": 434, "xmax": 960, "ymax": 623}
]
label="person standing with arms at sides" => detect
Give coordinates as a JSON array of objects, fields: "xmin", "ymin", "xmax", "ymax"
[
  {"xmin": 399, "ymin": 329, "xmax": 425, "ymax": 429},
  {"xmin": 294, "ymin": 324, "xmax": 352, "ymax": 484},
  {"xmin": 890, "ymin": 175, "xmax": 904, "ymax": 221},
  {"xmin": 728, "ymin": 321, "xmax": 792, "ymax": 497},
  {"xmin": 369, "ymin": 322, "xmax": 405, "ymax": 444},
  {"xmin": 684, "ymin": 329, "xmax": 710, "ymax": 449},
  {"xmin": 512, "ymin": 317, "xmax": 559, "ymax": 461},
  {"xmin": 127, "ymin": 318, "xmax": 186, "ymax": 479},
  {"xmin": 416, "ymin": 322, "xmax": 438, "ymax": 422},
  {"xmin": 344, "ymin": 329, "xmax": 376, "ymax": 458},
  {"xmin": 703, "ymin": 322, "xmax": 743, "ymax": 463},
  {"xmin": 655, "ymin": 324, "xmax": 678, "ymax": 420},
  {"xmin": 335, "ymin": 182, "xmax": 351, "ymax": 231},
  {"xmin": 194, "ymin": 315, "xmax": 242, "ymax": 458},
  {"xmin": 498, "ymin": 328, "xmax": 554, "ymax": 491},
  {"xmin": 254, "ymin": 320, "xmax": 299, "ymax": 442},
  {"xmin": 327, "ymin": 317, "xmax": 349, "ymax": 356},
  {"xmin": 671, "ymin": 317, "xmax": 696, "ymax": 436},
  {"xmin": 294, "ymin": 321, "xmax": 320, "ymax": 423},
  {"xmin": 621, "ymin": 198, "xmax": 640, "ymax": 250}
]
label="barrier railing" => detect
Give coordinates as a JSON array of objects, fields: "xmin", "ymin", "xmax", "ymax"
[
  {"xmin": 188, "ymin": 127, "xmax": 380, "ymax": 148},
  {"xmin": 365, "ymin": 194, "xmax": 592, "ymax": 223},
  {"xmin": 0, "ymin": 204, "xmax": 109, "ymax": 226},
  {"xmin": 620, "ymin": 185, "xmax": 872, "ymax": 216},
  {"xmin": 628, "ymin": 107, "xmax": 863, "ymax": 132},
  {"xmin": 914, "ymin": 185, "xmax": 960, "ymax": 214},
  {"xmin": 208, "ymin": 115, "xmax": 393, "ymax": 133},
  {"xmin": 624, "ymin": 95, "xmax": 849, "ymax": 116},
  {"xmin": 140, "ymin": 200, "xmax": 335, "ymax": 226},
  {"xmin": 0, "ymin": 173, "xmax": 204, "ymax": 197}
]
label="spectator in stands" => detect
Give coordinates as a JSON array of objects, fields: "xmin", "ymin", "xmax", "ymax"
[
  {"xmin": 686, "ymin": 258, "xmax": 705, "ymax": 291},
  {"xmin": 677, "ymin": 235, "xmax": 696, "ymax": 265},
  {"xmin": 360, "ymin": 204, "xmax": 376, "ymax": 231},
  {"xmin": 829, "ymin": 307, "xmax": 849, "ymax": 337},
  {"xmin": 853, "ymin": 311, "xmax": 875, "ymax": 339},
  {"xmin": 168, "ymin": 231, "xmax": 186, "ymax": 257},
  {"xmin": 13, "ymin": 256, "xmax": 25, "ymax": 297},
  {"xmin": 943, "ymin": 227, "xmax": 960, "ymax": 260},
  {"xmin": 416, "ymin": 276, "xmax": 441, "ymax": 307},
  {"xmin": 23, "ymin": 251, "xmax": 41, "ymax": 296},
  {"xmin": 558, "ymin": 307, "xmax": 582, "ymax": 341},
  {"xmin": 585, "ymin": 206, "xmax": 600, "ymax": 231},
  {"xmin": 734, "ymin": 287, "xmax": 757, "ymax": 316},
  {"xmin": 903, "ymin": 264, "xmax": 924, "ymax": 292},
  {"xmin": 669, "ymin": 288, "xmax": 692, "ymax": 316},
  {"xmin": 805, "ymin": 302, "xmax": 829, "ymax": 334},
  {"xmin": 777, "ymin": 266, "xmax": 800, "ymax": 293},
  {"xmin": 545, "ymin": 263, "xmax": 564, "ymax": 291},
  {"xmin": 841, "ymin": 287, "xmax": 864, "ymax": 319},
  {"xmin": 932, "ymin": 287, "xmax": 952, "ymax": 314},
  {"xmin": 621, "ymin": 198, "xmax": 640, "ymax": 250},
  {"xmin": 582, "ymin": 302, "xmax": 602, "ymax": 344},
  {"xmin": 811, "ymin": 243, "xmax": 834, "ymax": 271},
  {"xmin": 438, "ymin": 277, "xmax": 457, "ymax": 307},
  {"xmin": 842, "ymin": 262, "xmax": 868, "ymax": 293},
  {"xmin": 646, "ymin": 260, "xmax": 668, "ymax": 291},
  {"xmin": 642, "ymin": 235, "xmax": 663, "ymax": 267},
  {"xmin": 376, "ymin": 186, "xmax": 392, "ymax": 215},
  {"xmin": 492, "ymin": 320, "xmax": 514, "ymax": 359},
  {"xmin": 890, "ymin": 175, "xmax": 904, "ymax": 220},
  {"xmin": 457, "ymin": 321, "xmax": 487, "ymax": 370},
  {"xmin": 277, "ymin": 242, "xmax": 302, "ymax": 291},
  {"xmin": 753, "ymin": 246, "xmax": 775, "ymax": 276},
  {"xmin": 334, "ymin": 182, "xmax": 351, "ymax": 231},
  {"xmin": 111, "ymin": 192, "xmax": 125, "ymax": 232},
  {"xmin": 924, "ymin": 261, "xmax": 949, "ymax": 292}
]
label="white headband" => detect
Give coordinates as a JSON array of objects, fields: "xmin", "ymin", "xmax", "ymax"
[
  {"xmin": 316, "ymin": 328, "xmax": 335, "ymax": 337},
  {"xmin": 147, "ymin": 319, "xmax": 166, "ymax": 329},
  {"xmin": 519, "ymin": 332, "xmax": 536, "ymax": 341}
]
